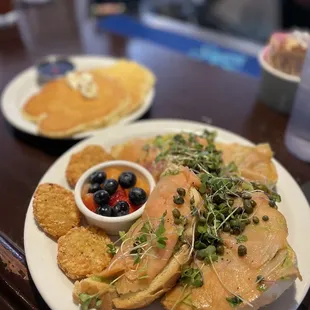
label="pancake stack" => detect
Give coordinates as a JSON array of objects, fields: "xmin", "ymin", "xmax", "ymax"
[{"xmin": 22, "ymin": 60, "xmax": 156, "ymax": 138}]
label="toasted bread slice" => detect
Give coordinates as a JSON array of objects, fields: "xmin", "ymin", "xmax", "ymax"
[
  {"xmin": 58, "ymin": 227, "xmax": 112, "ymax": 280},
  {"xmin": 33, "ymin": 183, "xmax": 80, "ymax": 239},
  {"xmin": 66, "ymin": 145, "xmax": 114, "ymax": 188}
]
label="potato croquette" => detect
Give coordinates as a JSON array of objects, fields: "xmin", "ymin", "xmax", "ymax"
[
  {"xmin": 33, "ymin": 183, "xmax": 81, "ymax": 239},
  {"xmin": 57, "ymin": 227, "xmax": 112, "ymax": 280},
  {"xmin": 66, "ymin": 145, "xmax": 114, "ymax": 188}
]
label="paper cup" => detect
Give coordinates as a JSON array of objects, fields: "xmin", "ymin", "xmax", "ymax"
[{"xmin": 258, "ymin": 47, "xmax": 300, "ymax": 114}]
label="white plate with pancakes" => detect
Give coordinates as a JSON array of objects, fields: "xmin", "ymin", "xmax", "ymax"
[
  {"xmin": 1, "ymin": 55, "xmax": 155, "ymax": 139},
  {"xmin": 24, "ymin": 119, "xmax": 310, "ymax": 310}
]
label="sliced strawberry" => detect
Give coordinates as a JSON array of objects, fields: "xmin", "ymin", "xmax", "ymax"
[{"xmin": 109, "ymin": 187, "xmax": 128, "ymax": 207}]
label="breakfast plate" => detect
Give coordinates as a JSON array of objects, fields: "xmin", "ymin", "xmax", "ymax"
[
  {"xmin": 24, "ymin": 119, "xmax": 310, "ymax": 310},
  {"xmin": 1, "ymin": 55, "xmax": 155, "ymax": 139}
]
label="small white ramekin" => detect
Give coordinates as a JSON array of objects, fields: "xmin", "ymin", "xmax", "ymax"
[
  {"xmin": 75, "ymin": 160, "xmax": 156, "ymax": 235},
  {"xmin": 258, "ymin": 46, "xmax": 300, "ymax": 114}
]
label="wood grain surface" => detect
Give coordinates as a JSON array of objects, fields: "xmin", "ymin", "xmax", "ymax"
[{"xmin": 0, "ymin": 1, "xmax": 309, "ymax": 309}]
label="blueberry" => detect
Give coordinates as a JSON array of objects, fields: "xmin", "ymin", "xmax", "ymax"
[
  {"xmin": 94, "ymin": 190, "xmax": 110, "ymax": 206},
  {"xmin": 112, "ymin": 201, "xmax": 130, "ymax": 217},
  {"xmin": 102, "ymin": 179, "xmax": 118, "ymax": 195},
  {"xmin": 90, "ymin": 171, "xmax": 106, "ymax": 184},
  {"xmin": 96, "ymin": 204, "xmax": 112, "ymax": 217},
  {"xmin": 88, "ymin": 183, "xmax": 101, "ymax": 193},
  {"xmin": 129, "ymin": 187, "xmax": 147, "ymax": 206},
  {"xmin": 119, "ymin": 171, "xmax": 137, "ymax": 189}
]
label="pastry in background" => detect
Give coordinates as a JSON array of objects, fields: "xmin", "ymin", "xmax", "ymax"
[{"xmin": 266, "ymin": 30, "xmax": 310, "ymax": 76}]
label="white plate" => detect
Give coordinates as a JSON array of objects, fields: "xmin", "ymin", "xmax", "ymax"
[
  {"xmin": 24, "ymin": 119, "xmax": 310, "ymax": 310},
  {"xmin": 1, "ymin": 55, "xmax": 155, "ymax": 139}
]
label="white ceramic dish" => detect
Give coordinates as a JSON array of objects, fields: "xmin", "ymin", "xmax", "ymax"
[
  {"xmin": 1, "ymin": 55, "xmax": 155, "ymax": 139},
  {"xmin": 75, "ymin": 160, "xmax": 156, "ymax": 235},
  {"xmin": 258, "ymin": 47, "xmax": 299, "ymax": 114},
  {"xmin": 24, "ymin": 119, "xmax": 310, "ymax": 310}
]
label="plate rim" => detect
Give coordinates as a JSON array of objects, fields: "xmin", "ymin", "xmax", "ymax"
[
  {"xmin": 24, "ymin": 119, "xmax": 310, "ymax": 310},
  {"xmin": 1, "ymin": 55, "xmax": 155, "ymax": 140}
]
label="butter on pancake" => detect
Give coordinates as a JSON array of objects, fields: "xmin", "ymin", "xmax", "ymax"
[
  {"xmin": 22, "ymin": 71, "xmax": 129, "ymax": 137},
  {"xmin": 94, "ymin": 60, "xmax": 156, "ymax": 115}
]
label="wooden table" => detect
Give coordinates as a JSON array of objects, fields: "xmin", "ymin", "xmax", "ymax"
[{"xmin": 0, "ymin": 1, "xmax": 309, "ymax": 309}]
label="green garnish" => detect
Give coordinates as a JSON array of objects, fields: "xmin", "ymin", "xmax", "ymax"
[
  {"xmin": 226, "ymin": 295, "xmax": 243, "ymax": 307},
  {"xmin": 90, "ymin": 276, "xmax": 109, "ymax": 283},
  {"xmin": 180, "ymin": 266, "xmax": 203, "ymax": 288},
  {"xmin": 236, "ymin": 235, "xmax": 248, "ymax": 244},
  {"xmin": 119, "ymin": 231, "xmax": 126, "ymax": 241},
  {"xmin": 79, "ymin": 293, "xmax": 102, "ymax": 310},
  {"xmin": 257, "ymin": 283, "xmax": 268, "ymax": 292},
  {"xmin": 155, "ymin": 211, "xmax": 168, "ymax": 249},
  {"xmin": 107, "ymin": 244, "xmax": 117, "ymax": 256}
]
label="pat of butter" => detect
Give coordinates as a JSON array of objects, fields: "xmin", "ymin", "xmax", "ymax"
[{"xmin": 65, "ymin": 71, "xmax": 98, "ymax": 99}]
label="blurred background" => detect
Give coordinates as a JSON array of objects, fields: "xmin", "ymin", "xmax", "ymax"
[{"xmin": 0, "ymin": 0, "xmax": 309, "ymax": 43}]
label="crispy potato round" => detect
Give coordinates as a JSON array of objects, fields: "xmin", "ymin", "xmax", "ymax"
[
  {"xmin": 57, "ymin": 227, "xmax": 112, "ymax": 280},
  {"xmin": 65, "ymin": 145, "xmax": 114, "ymax": 188},
  {"xmin": 33, "ymin": 183, "xmax": 81, "ymax": 239}
]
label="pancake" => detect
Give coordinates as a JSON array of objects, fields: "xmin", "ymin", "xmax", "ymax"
[
  {"xmin": 23, "ymin": 71, "xmax": 130, "ymax": 137},
  {"xmin": 94, "ymin": 60, "xmax": 156, "ymax": 114}
]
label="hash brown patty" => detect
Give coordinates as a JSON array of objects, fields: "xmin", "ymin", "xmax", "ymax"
[
  {"xmin": 66, "ymin": 145, "xmax": 113, "ymax": 188},
  {"xmin": 57, "ymin": 226, "xmax": 112, "ymax": 280},
  {"xmin": 33, "ymin": 183, "xmax": 81, "ymax": 239}
]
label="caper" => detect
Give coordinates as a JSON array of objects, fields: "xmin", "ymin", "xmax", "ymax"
[
  {"xmin": 241, "ymin": 213, "xmax": 249, "ymax": 219},
  {"xmin": 240, "ymin": 222, "xmax": 246, "ymax": 232},
  {"xmin": 250, "ymin": 199, "xmax": 257, "ymax": 207},
  {"xmin": 213, "ymin": 195, "xmax": 224, "ymax": 204},
  {"xmin": 244, "ymin": 200, "xmax": 253, "ymax": 214},
  {"xmin": 253, "ymin": 216, "xmax": 259, "ymax": 224},
  {"xmin": 256, "ymin": 275, "xmax": 264, "ymax": 283},
  {"xmin": 245, "ymin": 219, "xmax": 251, "ymax": 225},
  {"xmin": 223, "ymin": 223, "xmax": 230, "ymax": 232},
  {"xmin": 234, "ymin": 207, "xmax": 243, "ymax": 215},
  {"xmin": 216, "ymin": 245, "xmax": 225, "ymax": 255},
  {"xmin": 172, "ymin": 208, "xmax": 181, "ymax": 219},
  {"xmin": 233, "ymin": 227, "xmax": 241, "ymax": 235},
  {"xmin": 241, "ymin": 192, "xmax": 252, "ymax": 200},
  {"xmin": 177, "ymin": 187, "xmax": 186, "ymax": 197},
  {"xmin": 190, "ymin": 197, "xmax": 195, "ymax": 205},
  {"xmin": 269, "ymin": 200, "xmax": 277, "ymax": 208},
  {"xmin": 174, "ymin": 218, "xmax": 181, "ymax": 225},
  {"xmin": 238, "ymin": 245, "xmax": 247, "ymax": 257},
  {"xmin": 230, "ymin": 220, "xmax": 238, "ymax": 227},
  {"xmin": 262, "ymin": 215, "xmax": 269, "ymax": 222},
  {"xmin": 228, "ymin": 199, "xmax": 234, "ymax": 206},
  {"xmin": 173, "ymin": 195, "xmax": 184, "ymax": 205},
  {"xmin": 198, "ymin": 217, "xmax": 206, "ymax": 225}
]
